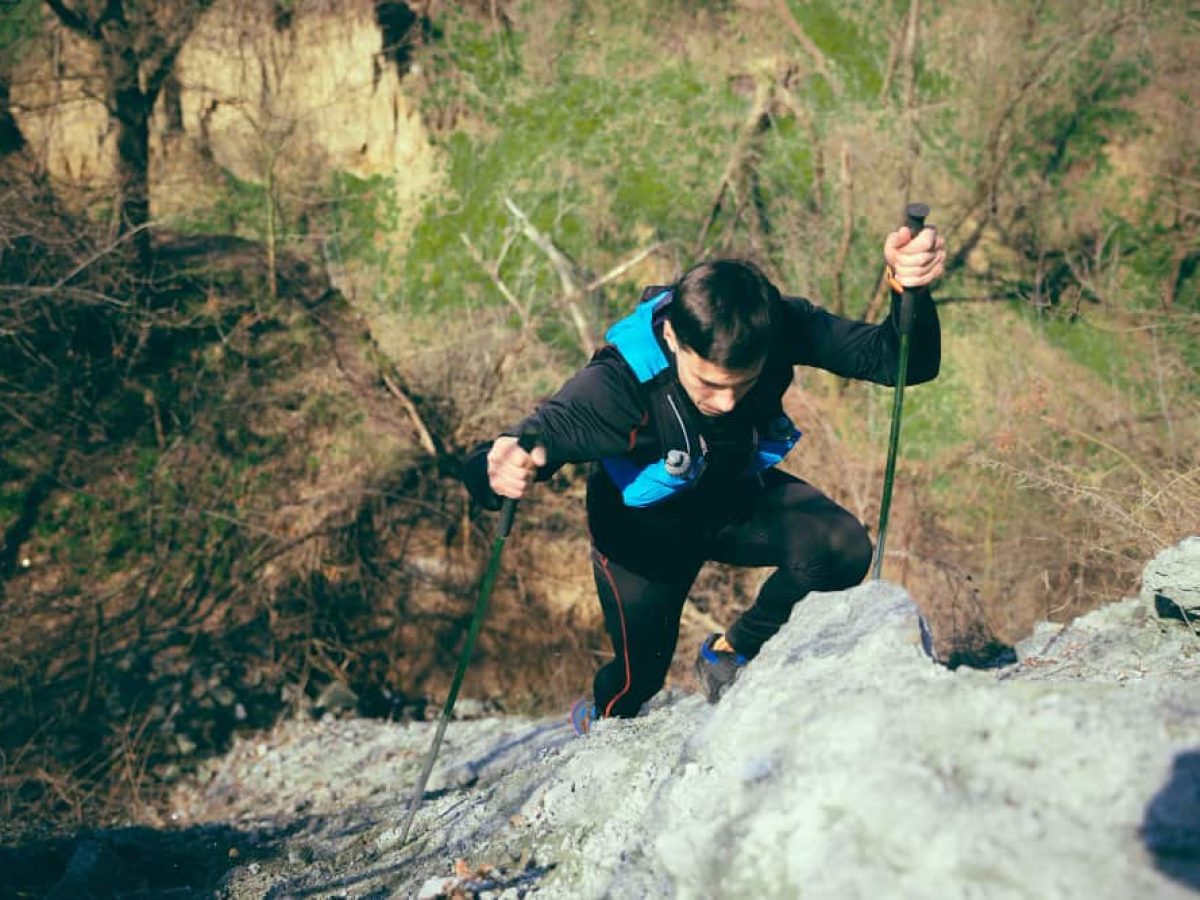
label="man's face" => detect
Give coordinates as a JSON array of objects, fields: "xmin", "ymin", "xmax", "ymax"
[{"xmin": 663, "ymin": 321, "xmax": 764, "ymax": 417}]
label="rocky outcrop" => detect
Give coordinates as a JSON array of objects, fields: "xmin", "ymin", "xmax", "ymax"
[
  {"xmin": 160, "ymin": 539, "xmax": 1199, "ymax": 898},
  {"xmin": 9, "ymin": 541, "xmax": 1194, "ymax": 896}
]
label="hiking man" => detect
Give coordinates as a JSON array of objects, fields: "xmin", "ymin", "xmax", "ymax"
[{"xmin": 465, "ymin": 224, "xmax": 945, "ymax": 732}]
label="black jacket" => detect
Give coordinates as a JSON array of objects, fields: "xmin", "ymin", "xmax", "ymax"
[{"xmin": 465, "ymin": 287, "xmax": 940, "ymax": 545}]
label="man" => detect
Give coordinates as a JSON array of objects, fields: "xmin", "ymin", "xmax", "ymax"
[{"xmin": 466, "ymin": 225, "xmax": 945, "ymax": 733}]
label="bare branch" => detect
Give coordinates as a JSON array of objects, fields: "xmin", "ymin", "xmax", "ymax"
[
  {"xmin": 947, "ymin": 7, "xmax": 1140, "ymax": 270},
  {"xmin": 503, "ymin": 196, "xmax": 596, "ymax": 356},
  {"xmin": 898, "ymin": 0, "xmax": 922, "ymax": 207},
  {"xmin": 503, "ymin": 196, "xmax": 581, "ymax": 297},
  {"xmin": 878, "ymin": 10, "xmax": 900, "ymax": 103},
  {"xmin": 459, "ymin": 232, "xmax": 527, "ymax": 324},
  {"xmin": 831, "ymin": 145, "xmax": 854, "ymax": 317},
  {"xmin": 53, "ymin": 221, "xmax": 156, "ymax": 289},
  {"xmin": 695, "ymin": 71, "xmax": 775, "ymax": 256},
  {"xmin": 0, "ymin": 284, "xmax": 133, "ymax": 308},
  {"xmin": 584, "ymin": 242, "xmax": 670, "ymax": 292},
  {"xmin": 381, "ymin": 371, "xmax": 440, "ymax": 460}
]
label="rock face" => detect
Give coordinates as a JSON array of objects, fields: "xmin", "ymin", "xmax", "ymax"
[
  {"xmin": 11, "ymin": 0, "xmax": 440, "ymax": 236},
  {"xmin": 168, "ymin": 542, "xmax": 1200, "ymax": 898}
]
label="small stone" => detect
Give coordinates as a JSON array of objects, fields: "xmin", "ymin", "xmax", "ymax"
[
  {"xmin": 453, "ymin": 698, "xmax": 486, "ymax": 719},
  {"xmin": 213, "ymin": 686, "xmax": 237, "ymax": 707},
  {"xmin": 316, "ymin": 680, "xmax": 359, "ymax": 712},
  {"xmin": 417, "ymin": 876, "xmax": 457, "ymax": 899},
  {"xmin": 374, "ymin": 829, "xmax": 398, "ymax": 850},
  {"xmin": 285, "ymin": 844, "xmax": 314, "ymax": 868}
]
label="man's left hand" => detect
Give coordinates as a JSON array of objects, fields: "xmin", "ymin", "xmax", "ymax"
[{"xmin": 884, "ymin": 224, "xmax": 946, "ymax": 288}]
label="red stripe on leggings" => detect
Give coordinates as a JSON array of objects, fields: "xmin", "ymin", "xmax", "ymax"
[{"xmin": 595, "ymin": 550, "xmax": 632, "ymax": 718}]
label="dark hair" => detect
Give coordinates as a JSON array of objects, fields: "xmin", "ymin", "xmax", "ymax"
[{"xmin": 668, "ymin": 259, "xmax": 777, "ymax": 368}]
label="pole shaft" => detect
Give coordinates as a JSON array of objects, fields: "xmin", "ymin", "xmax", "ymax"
[
  {"xmin": 397, "ymin": 531, "xmax": 507, "ymax": 845},
  {"xmin": 871, "ymin": 203, "xmax": 928, "ymax": 580},
  {"xmin": 871, "ymin": 330, "xmax": 911, "ymax": 580},
  {"xmin": 397, "ymin": 426, "xmax": 539, "ymax": 847}
]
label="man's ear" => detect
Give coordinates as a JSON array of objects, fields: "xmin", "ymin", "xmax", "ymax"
[{"xmin": 662, "ymin": 319, "xmax": 678, "ymax": 355}]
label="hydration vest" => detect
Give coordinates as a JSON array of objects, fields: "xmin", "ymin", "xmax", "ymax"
[{"xmin": 601, "ymin": 289, "xmax": 802, "ymax": 508}]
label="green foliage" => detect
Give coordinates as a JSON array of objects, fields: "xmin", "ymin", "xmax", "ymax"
[
  {"xmin": 399, "ymin": 19, "xmax": 745, "ymax": 322},
  {"xmin": 1016, "ymin": 34, "xmax": 1145, "ymax": 186},
  {"xmin": 860, "ymin": 305, "xmax": 980, "ymax": 463},
  {"xmin": 323, "ymin": 171, "xmax": 402, "ymax": 268},
  {"xmin": 176, "ymin": 169, "xmax": 270, "ymax": 238},
  {"xmin": 1028, "ymin": 307, "xmax": 1140, "ymax": 390},
  {"xmin": 171, "ymin": 166, "xmax": 403, "ymax": 288},
  {"xmin": 0, "ymin": 0, "xmax": 40, "ymax": 67},
  {"xmin": 784, "ymin": 0, "xmax": 887, "ymax": 102}
]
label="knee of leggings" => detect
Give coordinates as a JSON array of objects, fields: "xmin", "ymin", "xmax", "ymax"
[
  {"xmin": 790, "ymin": 516, "xmax": 870, "ymax": 589},
  {"xmin": 829, "ymin": 516, "xmax": 872, "ymax": 586}
]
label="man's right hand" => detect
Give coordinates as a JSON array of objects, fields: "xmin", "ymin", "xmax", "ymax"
[{"xmin": 487, "ymin": 436, "xmax": 547, "ymax": 500}]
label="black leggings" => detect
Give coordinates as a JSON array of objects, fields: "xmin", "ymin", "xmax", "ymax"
[{"xmin": 589, "ymin": 470, "xmax": 872, "ymax": 719}]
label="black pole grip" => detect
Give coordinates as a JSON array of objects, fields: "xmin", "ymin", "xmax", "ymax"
[
  {"xmin": 497, "ymin": 425, "xmax": 540, "ymax": 538},
  {"xmin": 905, "ymin": 202, "xmax": 929, "ymax": 236}
]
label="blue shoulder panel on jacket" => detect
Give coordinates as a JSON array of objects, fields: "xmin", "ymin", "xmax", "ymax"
[{"xmin": 605, "ymin": 291, "xmax": 671, "ymax": 383}]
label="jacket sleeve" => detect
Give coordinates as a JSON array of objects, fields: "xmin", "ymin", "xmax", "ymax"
[
  {"xmin": 781, "ymin": 286, "xmax": 940, "ymax": 386},
  {"xmin": 460, "ymin": 348, "xmax": 647, "ymax": 509},
  {"xmin": 513, "ymin": 346, "xmax": 648, "ymax": 469}
]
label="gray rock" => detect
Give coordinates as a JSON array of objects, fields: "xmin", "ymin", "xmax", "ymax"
[
  {"xmin": 1142, "ymin": 536, "xmax": 1200, "ymax": 621},
  {"xmin": 180, "ymin": 549, "xmax": 1200, "ymax": 900}
]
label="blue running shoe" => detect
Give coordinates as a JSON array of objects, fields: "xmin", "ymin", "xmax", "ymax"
[
  {"xmin": 570, "ymin": 698, "xmax": 597, "ymax": 736},
  {"xmin": 694, "ymin": 633, "xmax": 747, "ymax": 703}
]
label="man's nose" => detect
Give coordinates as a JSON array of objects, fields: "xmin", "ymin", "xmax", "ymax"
[{"xmin": 710, "ymin": 389, "xmax": 737, "ymax": 412}]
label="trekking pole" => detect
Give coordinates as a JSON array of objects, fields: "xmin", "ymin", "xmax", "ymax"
[
  {"xmin": 397, "ymin": 426, "xmax": 540, "ymax": 847},
  {"xmin": 871, "ymin": 202, "xmax": 929, "ymax": 581}
]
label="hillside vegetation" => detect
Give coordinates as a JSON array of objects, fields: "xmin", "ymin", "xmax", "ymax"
[{"xmin": 0, "ymin": 0, "xmax": 1196, "ymax": 836}]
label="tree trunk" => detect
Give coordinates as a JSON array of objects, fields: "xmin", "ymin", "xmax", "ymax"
[
  {"xmin": 0, "ymin": 79, "xmax": 26, "ymax": 156},
  {"xmin": 109, "ymin": 48, "xmax": 153, "ymax": 263}
]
